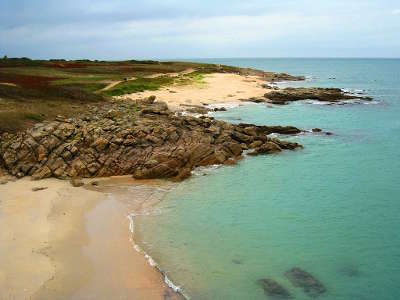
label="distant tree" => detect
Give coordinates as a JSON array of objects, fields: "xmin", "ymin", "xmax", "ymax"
[{"xmin": 2, "ymin": 55, "xmax": 7, "ymax": 60}]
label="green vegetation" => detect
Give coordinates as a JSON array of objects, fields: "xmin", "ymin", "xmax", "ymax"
[
  {"xmin": 105, "ymin": 76, "xmax": 175, "ymax": 96},
  {"xmin": 176, "ymin": 71, "xmax": 206, "ymax": 86},
  {"xmin": 24, "ymin": 113, "xmax": 45, "ymax": 122}
]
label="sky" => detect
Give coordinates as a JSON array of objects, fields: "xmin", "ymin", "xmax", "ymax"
[{"xmin": 1, "ymin": 0, "xmax": 399, "ymax": 59}]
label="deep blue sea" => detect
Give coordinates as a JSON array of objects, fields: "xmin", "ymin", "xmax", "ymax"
[{"xmin": 136, "ymin": 59, "xmax": 400, "ymax": 300}]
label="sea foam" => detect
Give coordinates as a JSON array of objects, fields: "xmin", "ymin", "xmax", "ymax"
[{"xmin": 126, "ymin": 212, "xmax": 189, "ymax": 299}]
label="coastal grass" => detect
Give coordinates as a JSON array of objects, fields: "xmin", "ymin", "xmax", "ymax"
[
  {"xmin": 104, "ymin": 76, "xmax": 176, "ymax": 96},
  {"xmin": 176, "ymin": 72, "xmax": 206, "ymax": 86},
  {"xmin": 0, "ymin": 97, "xmax": 99, "ymax": 133},
  {"xmin": 0, "ymin": 84, "xmax": 107, "ymax": 133}
]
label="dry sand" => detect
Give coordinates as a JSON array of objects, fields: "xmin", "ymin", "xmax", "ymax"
[
  {"xmin": 0, "ymin": 176, "xmax": 183, "ymax": 300},
  {"xmin": 120, "ymin": 73, "xmax": 270, "ymax": 110}
]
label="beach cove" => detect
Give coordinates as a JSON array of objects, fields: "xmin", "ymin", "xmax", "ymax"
[{"xmin": 1, "ymin": 58, "xmax": 399, "ymax": 299}]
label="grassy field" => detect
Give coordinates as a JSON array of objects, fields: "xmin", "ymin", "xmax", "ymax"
[{"xmin": 0, "ymin": 57, "xmax": 253, "ymax": 133}]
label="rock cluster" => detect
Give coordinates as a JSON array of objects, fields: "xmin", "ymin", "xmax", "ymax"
[
  {"xmin": 262, "ymin": 72, "xmax": 305, "ymax": 82},
  {"xmin": 264, "ymin": 87, "xmax": 372, "ymax": 105},
  {"xmin": 180, "ymin": 104, "xmax": 227, "ymax": 115},
  {"xmin": 0, "ymin": 99, "xmax": 302, "ymax": 181},
  {"xmin": 234, "ymin": 68, "xmax": 305, "ymax": 82},
  {"xmin": 258, "ymin": 267, "xmax": 326, "ymax": 299}
]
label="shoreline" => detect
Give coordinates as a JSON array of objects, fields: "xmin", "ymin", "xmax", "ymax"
[
  {"xmin": 0, "ymin": 176, "xmax": 184, "ymax": 300},
  {"xmin": 84, "ymin": 176, "xmax": 187, "ymax": 299},
  {"xmin": 128, "ymin": 214, "xmax": 188, "ymax": 298}
]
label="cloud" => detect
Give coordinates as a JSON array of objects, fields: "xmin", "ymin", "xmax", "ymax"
[
  {"xmin": 1, "ymin": 0, "xmax": 400, "ymax": 58},
  {"xmin": 392, "ymin": 9, "xmax": 400, "ymax": 15},
  {"xmin": 0, "ymin": 12, "xmax": 339, "ymax": 58}
]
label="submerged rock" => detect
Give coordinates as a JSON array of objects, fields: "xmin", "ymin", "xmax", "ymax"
[
  {"xmin": 339, "ymin": 265, "xmax": 361, "ymax": 277},
  {"xmin": 231, "ymin": 259, "xmax": 242, "ymax": 265},
  {"xmin": 285, "ymin": 267, "xmax": 326, "ymax": 297},
  {"xmin": 258, "ymin": 278, "xmax": 292, "ymax": 298}
]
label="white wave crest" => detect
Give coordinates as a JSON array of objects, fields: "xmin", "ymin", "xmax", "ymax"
[{"xmin": 191, "ymin": 164, "xmax": 221, "ymax": 176}]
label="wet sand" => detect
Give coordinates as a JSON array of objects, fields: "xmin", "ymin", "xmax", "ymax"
[{"xmin": 0, "ymin": 176, "xmax": 183, "ymax": 300}]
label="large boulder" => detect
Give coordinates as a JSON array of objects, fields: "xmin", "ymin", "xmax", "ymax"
[{"xmin": 32, "ymin": 165, "xmax": 52, "ymax": 180}]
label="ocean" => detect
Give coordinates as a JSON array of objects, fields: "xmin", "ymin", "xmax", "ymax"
[{"xmin": 135, "ymin": 58, "xmax": 400, "ymax": 299}]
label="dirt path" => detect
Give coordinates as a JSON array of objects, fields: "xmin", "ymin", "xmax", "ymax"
[
  {"xmin": 144, "ymin": 68, "xmax": 196, "ymax": 79},
  {"xmin": 0, "ymin": 82, "xmax": 18, "ymax": 87},
  {"xmin": 99, "ymin": 77, "xmax": 136, "ymax": 92}
]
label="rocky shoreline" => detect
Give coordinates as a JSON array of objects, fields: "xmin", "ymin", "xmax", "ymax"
[
  {"xmin": 0, "ymin": 97, "xmax": 303, "ymax": 182},
  {"xmin": 245, "ymin": 87, "xmax": 372, "ymax": 105},
  {"xmin": 0, "ymin": 79, "xmax": 373, "ymax": 183}
]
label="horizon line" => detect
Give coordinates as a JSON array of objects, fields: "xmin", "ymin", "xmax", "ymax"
[{"xmin": 3, "ymin": 56, "xmax": 400, "ymax": 61}]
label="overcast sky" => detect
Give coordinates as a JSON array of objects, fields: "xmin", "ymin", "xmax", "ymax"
[{"xmin": 1, "ymin": 0, "xmax": 399, "ymax": 59}]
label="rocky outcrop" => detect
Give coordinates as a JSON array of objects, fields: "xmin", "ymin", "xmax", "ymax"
[
  {"xmin": 234, "ymin": 68, "xmax": 305, "ymax": 82},
  {"xmin": 237, "ymin": 124, "xmax": 302, "ymax": 135},
  {"xmin": 0, "ymin": 99, "xmax": 302, "ymax": 181},
  {"xmin": 265, "ymin": 87, "xmax": 372, "ymax": 105},
  {"xmin": 179, "ymin": 105, "xmax": 227, "ymax": 115},
  {"xmin": 262, "ymin": 72, "xmax": 305, "ymax": 82},
  {"xmin": 179, "ymin": 104, "xmax": 211, "ymax": 115},
  {"xmin": 258, "ymin": 278, "xmax": 292, "ymax": 298},
  {"xmin": 285, "ymin": 267, "xmax": 326, "ymax": 297}
]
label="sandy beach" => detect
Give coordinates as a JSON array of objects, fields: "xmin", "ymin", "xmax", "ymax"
[
  {"xmin": 0, "ymin": 176, "xmax": 183, "ymax": 300},
  {"xmin": 120, "ymin": 73, "xmax": 270, "ymax": 110}
]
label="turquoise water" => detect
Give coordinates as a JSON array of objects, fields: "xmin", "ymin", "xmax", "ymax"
[{"xmin": 136, "ymin": 59, "xmax": 400, "ymax": 300}]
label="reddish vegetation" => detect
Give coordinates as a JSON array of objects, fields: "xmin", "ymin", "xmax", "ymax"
[
  {"xmin": 49, "ymin": 62, "xmax": 94, "ymax": 69},
  {"xmin": 118, "ymin": 66, "xmax": 177, "ymax": 74},
  {"xmin": 50, "ymin": 63, "xmax": 88, "ymax": 68},
  {"xmin": 0, "ymin": 73, "xmax": 61, "ymax": 89}
]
